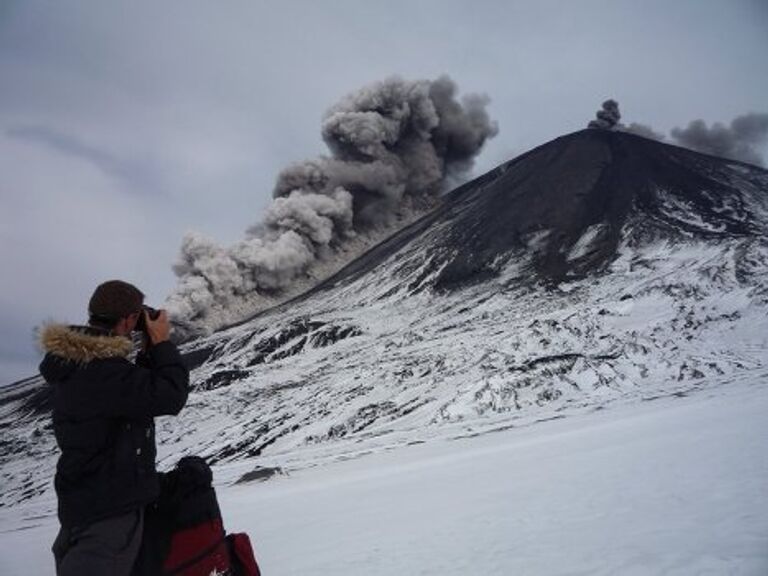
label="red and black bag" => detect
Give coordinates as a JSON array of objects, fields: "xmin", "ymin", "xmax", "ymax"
[
  {"xmin": 226, "ymin": 532, "xmax": 261, "ymax": 576},
  {"xmin": 133, "ymin": 456, "xmax": 260, "ymax": 576}
]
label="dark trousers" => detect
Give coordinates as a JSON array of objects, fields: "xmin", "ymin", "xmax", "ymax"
[{"xmin": 52, "ymin": 508, "xmax": 144, "ymax": 576}]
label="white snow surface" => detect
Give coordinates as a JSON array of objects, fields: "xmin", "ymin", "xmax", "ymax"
[{"xmin": 1, "ymin": 379, "xmax": 766, "ymax": 575}]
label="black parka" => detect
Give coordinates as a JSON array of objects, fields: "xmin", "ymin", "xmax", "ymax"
[{"xmin": 39, "ymin": 324, "xmax": 189, "ymax": 528}]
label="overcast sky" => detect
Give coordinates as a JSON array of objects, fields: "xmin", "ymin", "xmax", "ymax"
[{"xmin": 1, "ymin": 0, "xmax": 767, "ymax": 384}]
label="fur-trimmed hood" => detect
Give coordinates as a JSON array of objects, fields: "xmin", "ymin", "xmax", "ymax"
[{"xmin": 39, "ymin": 324, "xmax": 133, "ymax": 364}]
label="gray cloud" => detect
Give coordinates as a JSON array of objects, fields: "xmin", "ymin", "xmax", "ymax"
[
  {"xmin": 588, "ymin": 99, "xmax": 621, "ymax": 130},
  {"xmin": 587, "ymin": 101, "xmax": 667, "ymax": 141},
  {"xmin": 168, "ymin": 75, "xmax": 498, "ymax": 337},
  {"xmin": 670, "ymin": 113, "xmax": 768, "ymax": 166},
  {"xmin": 622, "ymin": 122, "xmax": 666, "ymax": 141},
  {"xmin": 586, "ymin": 99, "xmax": 766, "ymax": 166},
  {"xmin": 0, "ymin": 314, "xmax": 39, "ymax": 384},
  {"xmin": 6, "ymin": 125, "xmax": 161, "ymax": 194}
]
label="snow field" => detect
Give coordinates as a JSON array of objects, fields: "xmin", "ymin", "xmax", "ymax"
[
  {"xmin": 220, "ymin": 382, "xmax": 768, "ymax": 575},
  {"xmin": 1, "ymin": 381, "xmax": 766, "ymax": 575}
]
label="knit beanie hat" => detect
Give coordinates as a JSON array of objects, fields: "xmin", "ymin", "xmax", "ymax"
[{"xmin": 88, "ymin": 280, "xmax": 144, "ymax": 324}]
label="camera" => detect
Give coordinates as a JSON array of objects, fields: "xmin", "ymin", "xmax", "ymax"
[{"xmin": 135, "ymin": 305, "xmax": 161, "ymax": 333}]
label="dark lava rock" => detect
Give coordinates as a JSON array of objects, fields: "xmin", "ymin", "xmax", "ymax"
[{"xmin": 234, "ymin": 466, "xmax": 285, "ymax": 484}]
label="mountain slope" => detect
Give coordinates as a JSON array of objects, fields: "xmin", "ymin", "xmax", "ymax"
[
  {"xmin": 1, "ymin": 129, "xmax": 767, "ymax": 514},
  {"xmin": 305, "ymin": 128, "xmax": 766, "ymax": 294}
]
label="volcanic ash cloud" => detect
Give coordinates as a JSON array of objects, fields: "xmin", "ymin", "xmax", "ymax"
[
  {"xmin": 587, "ymin": 98, "xmax": 768, "ymax": 166},
  {"xmin": 670, "ymin": 113, "xmax": 768, "ymax": 167},
  {"xmin": 587, "ymin": 99, "xmax": 621, "ymax": 130},
  {"xmin": 168, "ymin": 75, "xmax": 498, "ymax": 336}
]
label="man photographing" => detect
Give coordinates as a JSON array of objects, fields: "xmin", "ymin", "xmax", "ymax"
[{"xmin": 39, "ymin": 280, "xmax": 190, "ymax": 575}]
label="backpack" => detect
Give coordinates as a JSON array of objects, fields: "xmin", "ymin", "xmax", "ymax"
[{"xmin": 132, "ymin": 456, "xmax": 261, "ymax": 576}]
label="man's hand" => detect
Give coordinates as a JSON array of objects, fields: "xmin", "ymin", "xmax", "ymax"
[{"xmin": 144, "ymin": 309, "xmax": 171, "ymax": 346}]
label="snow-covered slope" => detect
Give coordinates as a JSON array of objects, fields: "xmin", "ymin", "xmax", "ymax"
[
  {"xmin": 2, "ymin": 377, "xmax": 767, "ymax": 574},
  {"xmin": 1, "ymin": 129, "xmax": 767, "ymax": 523}
]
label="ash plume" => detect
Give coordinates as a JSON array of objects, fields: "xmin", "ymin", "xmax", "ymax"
[
  {"xmin": 168, "ymin": 75, "xmax": 498, "ymax": 336},
  {"xmin": 587, "ymin": 99, "xmax": 766, "ymax": 165},
  {"xmin": 587, "ymin": 99, "xmax": 664, "ymax": 140},
  {"xmin": 623, "ymin": 122, "xmax": 666, "ymax": 141},
  {"xmin": 670, "ymin": 113, "xmax": 768, "ymax": 166},
  {"xmin": 588, "ymin": 99, "xmax": 621, "ymax": 130}
]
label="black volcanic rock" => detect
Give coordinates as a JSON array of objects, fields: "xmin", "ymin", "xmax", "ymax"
[{"xmin": 312, "ymin": 129, "xmax": 767, "ymax": 293}]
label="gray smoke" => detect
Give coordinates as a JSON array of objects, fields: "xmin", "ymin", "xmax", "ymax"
[
  {"xmin": 588, "ymin": 99, "xmax": 621, "ymax": 130},
  {"xmin": 587, "ymin": 99, "xmax": 766, "ymax": 166},
  {"xmin": 587, "ymin": 99, "xmax": 664, "ymax": 139},
  {"xmin": 670, "ymin": 113, "xmax": 768, "ymax": 166},
  {"xmin": 623, "ymin": 122, "xmax": 666, "ymax": 142},
  {"xmin": 168, "ymin": 75, "xmax": 498, "ymax": 336}
]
